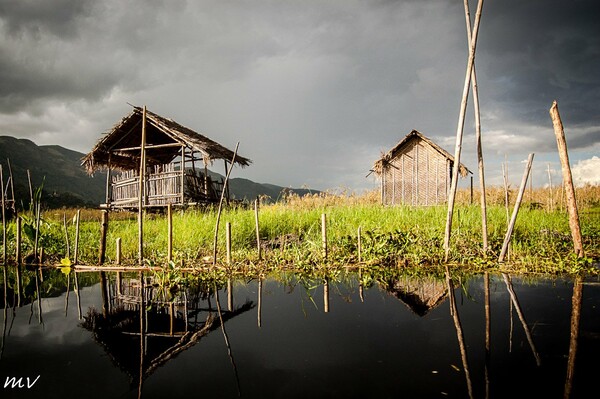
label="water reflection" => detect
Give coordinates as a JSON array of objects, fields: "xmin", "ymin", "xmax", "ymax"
[{"xmin": 0, "ymin": 266, "xmax": 598, "ymax": 398}]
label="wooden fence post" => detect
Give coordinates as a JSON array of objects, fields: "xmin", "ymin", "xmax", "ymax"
[
  {"xmin": 74, "ymin": 210, "xmax": 81, "ymax": 264},
  {"xmin": 255, "ymin": 198, "xmax": 261, "ymax": 260},
  {"xmin": 321, "ymin": 213, "xmax": 327, "ymax": 260},
  {"xmin": 357, "ymin": 226, "xmax": 362, "ymax": 263},
  {"xmin": 99, "ymin": 210, "xmax": 109, "ymax": 265},
  {"xmin": 549, "ymin": 101, "xmax": 584, "ymax": 257},
  {"xmin": 226, "ymin": 221, "xmax": 232, "ymax": 265},
  {"xmin": 16, "ymin": 216, "xmax": 21, "ymax": 266},
  {"xmin": 167, "ymin": 203, "xmax": 173, "ymax": 263}
]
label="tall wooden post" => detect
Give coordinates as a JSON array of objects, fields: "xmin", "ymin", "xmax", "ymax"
[
  {"xmin": 138, "ymin": 106, "xmax": 147, "ymax": 266},
  {"xmin": 1, "ymin": 165, "xmax": 5, "ymax": 264},
  {"xmin": 549, "ymin": 101, "xmax": 584, "ymax": 257},
  {"xmin": 16, "ymin": 216, "xmax": 21, "ymax": 266}
]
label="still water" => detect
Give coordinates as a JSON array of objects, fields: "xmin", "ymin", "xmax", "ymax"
[{"xmin": 0, "ymin": 268, "xmax": 599, "ymax": 399}]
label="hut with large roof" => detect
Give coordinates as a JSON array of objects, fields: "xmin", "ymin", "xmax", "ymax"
[
  {"xmin": 372, "ymin": 130, "xmax": 471, "ymax": 206},
  {"xmin": 82, "ymin": 105, "xmax": 251, "ymax": 209}
]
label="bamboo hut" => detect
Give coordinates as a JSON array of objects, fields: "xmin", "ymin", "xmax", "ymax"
[
  {"xmin": 372, "ymin": 130, "xmax": 471, "ymax": 206},
  {"xmin": 82, "ymin": 105, "xmax": 251, "ymax": 209}
]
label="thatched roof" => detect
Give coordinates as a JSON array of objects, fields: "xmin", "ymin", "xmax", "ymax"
[
  {"xmin": 372, "ymin": 130, "xmax": 471, "ymax": 177},
  {"xmin": 82, "ymin": 105, "xmax": 251, "ymax": 174}
]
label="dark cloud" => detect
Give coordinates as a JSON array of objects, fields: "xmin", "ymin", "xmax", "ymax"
[{"xmin": 0, "ymin": 0, "xmax": 597, "ymax": 191}]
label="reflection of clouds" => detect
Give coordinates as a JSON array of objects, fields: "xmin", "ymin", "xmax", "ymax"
[{"xmin": 7, "ymin": 283, "xmax": 102, "ymax": 346}]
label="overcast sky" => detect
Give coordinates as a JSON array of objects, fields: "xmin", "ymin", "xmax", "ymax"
[{"xmin": 0, "ymin": 0, "xmax": 598, "ymax": 192}]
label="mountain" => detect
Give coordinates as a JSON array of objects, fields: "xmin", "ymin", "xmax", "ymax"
[{"xmin": 0, "ymin": 136, "xmax": 318, "ymax": 208}]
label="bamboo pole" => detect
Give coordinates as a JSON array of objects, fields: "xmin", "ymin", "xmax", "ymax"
[
  {"xmin": 549, "ymin": 101, "xmax": 584, "ymax": 257},
  {"xmin": 321, "ymin": 213, "xmax": 327, "ymax": 260},
  {"xmin": 444, "ymin": 0, "xmax": 485, "ymax": 261},
  {"xmin": 6, "ymin": 159, "xmax": 15, "ymax": 212},
  {"xmin": 16, "ymin": 217, "xmax": 21, "ymax": 266},
  {"xmin": 63, "ymin": 212, "xmax": 70, "ymax": 259},
  {"xmin": 74, "ymin": 210, "xmax": 80, "ymax": 264},
  {"xmin": 99, "ymin": 210, "xmax": 109, "ymax": 265},
  {"xmin": 167, "ymin": 203, "xmax": 173, "ymax": 263},
  {"xmin": 226, "ymin": 222, "xmax": 232, "ymax": 265},
  {"xmin": 116, "ymin": 238, "xmax": 122, "ymax": 265},
  {"xmin": 499, "ymin": 153, "xmax": 534, "ymax": 262},
  {"xmin": 254, "ymin": 198, "xmax": 261, "ymax": 260},
  {"xmin": 357, "ymin": 226, "xmax": 362, "ymax": 263},
  {"xmin": 138, "ymin": 106, "xmax": 147, "ymax": 266}
]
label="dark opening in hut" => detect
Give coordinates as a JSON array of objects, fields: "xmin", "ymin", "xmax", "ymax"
[{"xmin": 82, "ymin": 105, "xmax": 251, "ymax": 209}]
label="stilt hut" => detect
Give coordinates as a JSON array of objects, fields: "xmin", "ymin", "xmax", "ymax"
[
  {"xmin": 82, "ymin": 105, "xmax": 251, "ymax": 209},
  {"xmin": 372, "ymin": 130, "xmax": 471, "ymax": 206}
]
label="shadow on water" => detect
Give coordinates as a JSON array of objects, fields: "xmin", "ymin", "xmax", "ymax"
[{"xmin": 0, "ymin": 264, "xmax": 598, "ymax": 398}]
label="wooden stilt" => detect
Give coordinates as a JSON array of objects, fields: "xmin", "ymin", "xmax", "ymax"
[
  {"xmin": 99, "ymin": 210, "xmax": 109, "ymax": 265},
  {"xmin": 255, "ymin": 198, "xmax": 261, "ymax": 260},
  {"xmin": 74, "ymin": 210, "xmax": 80, "ymax": 264},
  {"xmin": 138, "ymin": 106, "xmax": 147, "ymax": 266},
  {"xmin": 167, "ymin": 203, "xmax": 173, "ymax": 263},
  {"xmin": 321, "ymin": 213, "xmax": 328, "ymax": 260}
]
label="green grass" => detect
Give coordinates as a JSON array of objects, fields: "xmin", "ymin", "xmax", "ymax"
[{"xmin": 3, "ymin": 191, "xmax": 599, "ymax": 277}]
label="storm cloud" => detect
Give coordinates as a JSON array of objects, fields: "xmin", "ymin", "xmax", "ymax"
[{"xmin": 0, "ymin": 0, "xmax": 598, "ymax": 191}]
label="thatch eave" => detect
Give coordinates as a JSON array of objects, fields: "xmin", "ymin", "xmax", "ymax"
[{"xmin": 82, "ymin": 106, "xmax": 252, "ymax": 175}]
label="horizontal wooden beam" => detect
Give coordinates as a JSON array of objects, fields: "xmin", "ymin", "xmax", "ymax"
[{"xmin": 114, "ymin": 142, "xmax": 184, "ymax": 151}]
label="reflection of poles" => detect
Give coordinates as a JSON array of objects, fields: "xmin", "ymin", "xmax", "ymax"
[
  {"xmin": 1, "ymin": 266, "xmax": 7, "ymax": 359},
  {"xmin": 138, "ymin": 271, "xmax": 145, "ymax": 399},
  {"xmin": 564, "ymin": 276, "xmax": 583, "ymax": 399},
  {"xmin": 64, "ymin": 273, "xmax": 70, "ymax": 317},
  {"xmin": 214, "ymin": 282, "xmax": 241, "ymax": 396},
  {"xmin": 323, "ymin": 278, "xmax": 330, "ymax": 313},
  {"xmin": 227, "ymin": 279, "xmax": 233, "ymax": 312},
  {"xmin": 358, "ymin": 267, "xmax": 364, "ymax": 303},
  {"xmin": 34, "ymin": 270, "xmax": 43, "ymax": 325},
  {"xmin": 484, "ymin": 272, "xmax": 491, "ymax": 399},
  {"xmin": 502, "ymin": 273, "xmax": 541, "ymax": 366},
  {"xmin": 445, "ymin": 266, "xmax": 474, "ymax": 399},
  {"xmin": 74, "ymin": 271, "xmax": 82, "ymax": 320},
  {"xmin": 257, "ymin": 277, "xmax": 262, "ymax": 328},
  {"xmin": 100, "ymin": 272, "xmax": 109, "ymax": 318}
]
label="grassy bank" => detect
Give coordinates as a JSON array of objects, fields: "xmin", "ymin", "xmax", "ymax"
[{"xmin": 4, "ymin": 186, "xmax": 599, "ymax": 277}]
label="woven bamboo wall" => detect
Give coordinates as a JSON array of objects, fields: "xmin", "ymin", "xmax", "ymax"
[{"xmin": 382, "ymin": 140, "xmax": 450, "ymax": 206}]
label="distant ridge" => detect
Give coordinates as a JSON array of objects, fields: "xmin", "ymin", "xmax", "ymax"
[{"xmin": 0, "ymin": 136, "xmax": 318, "ymax": 208}]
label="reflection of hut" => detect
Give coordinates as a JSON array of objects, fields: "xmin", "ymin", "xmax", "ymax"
[
  {"xmin": 384, "ymin": 276, "xmax": 448, "ymax": 317},
  {"xmin": 81, "ymin": 277, "xmax": 254, "ymax": 384},
  {"xmin": 82, "ymin": 106, "xmax": 251, "ymax": 209},
  {"xmin": 372, "ymin": 130, "xmax": 472, "ymax": 206}
]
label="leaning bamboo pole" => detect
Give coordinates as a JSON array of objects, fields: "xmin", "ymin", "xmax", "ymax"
[
  {"xmin": 444, "ymin": 0, "xmax": 485, "ymax": 261},
  {"xmin": 464, "ymin": 0, "xmax": 488, "ymax": 253},
  {"xmin": 549, "ymin": 101, "xmax": 584, "ymax": 257},
  {"xmin": 499, "ymin": 154, "xmax": 534, "ymax": 262}
]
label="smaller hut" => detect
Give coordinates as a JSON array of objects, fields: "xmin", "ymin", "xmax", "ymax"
[
  {"xmin": 372, "ymin": 130, "xmax": 471, "ymax": 206},
  {"xmin": 82, "ymin": 105, "xmax": 251, "ymax": 209}
]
